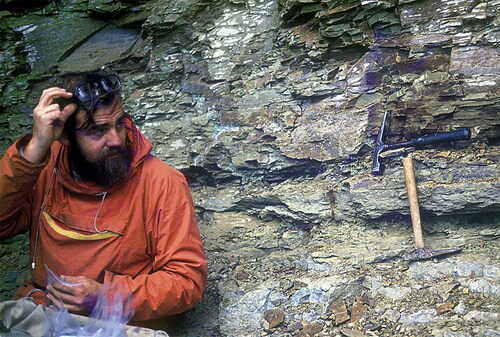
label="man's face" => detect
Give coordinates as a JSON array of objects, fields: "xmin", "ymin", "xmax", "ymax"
[{"xmin": 68, "ymin": 96, "xmax": 132, "ymax": 187}]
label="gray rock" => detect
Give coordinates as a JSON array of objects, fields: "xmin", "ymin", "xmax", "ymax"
[
  {"xmin": 453, "ymin": 301, "xmax": 467, "ymax": 315},
  {"xmin": 484, "ymin": 265, "xmax": 500, "ymax": 282},
  {"xmin": 407, "ymin": 261, "xmax": 455, "ymax": 281},
  {"xmin": 381, "ymin": 308, "xmax": 401, "ymax": 323},
  {"xmin": 453, "ymin": 261, "xmax": 485, "ymax": 277},
  {"xmin": 442, "ymin": 331, "xmax": 472, "ymax": 337},
  {"xmin": 378, "ymin": 286, "xmax": 412, "ymax": 301},
  {"xmin": 57, "ymin": 26, "xmax": 141, "ymax": 73},
  {"xmin": 6, "ymin": 14, "xmax": 107, "ymax": 75},
  {"xmin": 331, "ymin": 163, "xmax": 500, "ymax": 220},
  {"xmin": 463, "ymin": 311, "xmax": 500, "ymax": 323},
  {"xmin": 295, "ymin": 258, "xmax": 332, "ymax": 273},
  {"xmin": 477, "ymin": 330, "xmax": 500, "ymax": 337},
  {"xmin": 291, "ymin": 285, "xmax": 330, "ymax": 307},
  {"xmin": 450, "ymin": 47, "xmax": 500, "ymax": 76},
  {"xmin": 400, "ymin": 309, "xmax": 438, "ymax": 324},
  {"xmin": 466, "ymin": 279, "xmax": 500, "ymax": 296},
  {"xmin": 219, "ymin": 289, "xmax": 280, "ymax": 336},
  {"xmin": 296, "ymin": 311, "xmax": 321, "ymax": 324}
]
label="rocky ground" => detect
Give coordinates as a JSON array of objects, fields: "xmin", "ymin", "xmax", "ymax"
[
  {"xmin": 0, "ymin": 213, "xmax": 498, "ymax": 337},
  {"xmin": 0, "ymin": 234, "xmax": 30, "ymax": 304},
  {"xmin": 173, "ymin": 213, "xmax": 499, "ymax": 337}
]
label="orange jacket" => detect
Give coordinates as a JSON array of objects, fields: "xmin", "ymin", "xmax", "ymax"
[{"xmin": 0, "ymin": 116, "xmax": 207, "ymax": 323}]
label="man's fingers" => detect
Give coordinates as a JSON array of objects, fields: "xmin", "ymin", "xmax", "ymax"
[
  {"xmin": 50, "ymin": 281, "xmax": 79, "ymax": 295},
  {"xmin": 61, "ymin": 275, "xmax": 87, "ymax": 283},
  {"xmin": 61, "ymin": 103, "xmax": 78, "ymax": 119},
  {"xmin": 34, "ymin": 103, "xmax": 62, "ymax": 115},
  {"xmin": 37, "ymin": 88, "xmax": 61, "ymax": 106},
  {"xmin": 37, "ymin": 104, "xmax": 74, "ymax": 125},
  {"xmin": 48, "ymin": 284, "xmax": 83, "ymax": 306},
  {"xmin": 47, "ymin": 276, "xmax": 101, "ymax": 316},
  {"xmin": 47, "ymin": 293, "xmax": 64, "ymax": 308},
  {"xmin": 47, "ymin": 282, "xmax": 95, "ymax": 315},
  {"xmin": 34, "ymin": 101, "xmax": 75, "ymax": 129},
  {"xmin": 38, "ymin": 87, "xmax": 73, "ymax": 108},
  {"xmin": 34, "ymin": 104, "xmax": 68, "ymax": 123},
  {"xmin": 48, "ymin": 292, "xmax": 86, "ymax": 313},
  {"xmin": 36, "ymin": 110, "xmax": 66, "ymax": 129},
  {"xmin": 56, "ymin": 292, "xmax": 82, "ymax": 306}
]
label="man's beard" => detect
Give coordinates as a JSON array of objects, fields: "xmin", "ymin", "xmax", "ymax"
[{"xmin": 68, "ymin": 139, "xmax": 133, "ymax": 188}]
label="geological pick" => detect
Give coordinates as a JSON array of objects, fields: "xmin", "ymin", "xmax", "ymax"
[{"xmin": 372, "ymin": 112, "xmax": 471, "ymax": 261}]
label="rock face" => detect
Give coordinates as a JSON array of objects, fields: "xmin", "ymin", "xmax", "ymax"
[{"xmin": 0, "ymin": 0, "xmax": 498, "ymax": 336}]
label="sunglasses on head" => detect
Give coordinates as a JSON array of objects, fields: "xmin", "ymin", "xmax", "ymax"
[{"xmin": 73, "ymin": 75, "xmax": 122, "ymax": 111}]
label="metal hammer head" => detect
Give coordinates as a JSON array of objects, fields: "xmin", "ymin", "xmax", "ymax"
[
  {"xmin": 371, "ymin": 113, "xmax": 471, "ymax": 175},
  {"xmin": 403, "ymin": 247, "xmax": 462, "ymax": 261}
]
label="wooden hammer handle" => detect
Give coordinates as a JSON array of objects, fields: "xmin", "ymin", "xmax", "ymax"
[{"xmin": 402, "ymin": 157, "xmax": 425, "ymax": 249}]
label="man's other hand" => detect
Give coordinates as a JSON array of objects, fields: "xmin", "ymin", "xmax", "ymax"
[
  {"xmin": 46, "ymin": 275, "xmax": 102, "ymax": 315},
  {"xmin": 24, "ymin": 87, "xmax": 77, "ymax": 164}
]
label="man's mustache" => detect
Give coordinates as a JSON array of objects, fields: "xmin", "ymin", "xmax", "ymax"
[{"xmin": 104, "ymin": 147, "xmax": 126, "ymax": 158}]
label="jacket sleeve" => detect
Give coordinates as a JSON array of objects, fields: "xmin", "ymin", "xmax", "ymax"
[
  {"xmin": 104, "ymin": 169, "xmax": 208, "ymax": 322},
  {"xmin": 0, "ymin": 135, "xmax": 48, "ymax": 240}
]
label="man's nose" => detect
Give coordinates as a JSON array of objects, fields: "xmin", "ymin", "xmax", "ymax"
[{"xmin": 105, "ymin": 128, "xmax": 123, "ymax": 147}]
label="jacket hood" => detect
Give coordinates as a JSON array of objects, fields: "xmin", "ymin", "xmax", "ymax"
[{"xmin": 52, "ymin": 115, "xmax": 153, "ymax": 194}]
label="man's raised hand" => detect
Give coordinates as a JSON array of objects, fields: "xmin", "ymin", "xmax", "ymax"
[{"xmin": 23, "ymin": 88, "xmax": 77, "ymax": 164}]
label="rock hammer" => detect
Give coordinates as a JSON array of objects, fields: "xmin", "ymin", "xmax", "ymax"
[
  {"xmin": 372, "ymin": 111, "xmax": 471, "ymax": 176},
  {"xmin": 372, "ymin": 112, "xmax": 471, "ymax": 261}
]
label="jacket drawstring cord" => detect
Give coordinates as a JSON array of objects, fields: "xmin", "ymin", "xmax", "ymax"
[
  {"xmin": 93, "ymin": 192, "xmax": 109, "ymax": 234},
  {"xmin": 32, "ymin": 167, "xmax": 56, "ymax": 270}
]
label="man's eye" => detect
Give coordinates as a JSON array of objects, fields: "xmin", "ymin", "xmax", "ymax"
[{"xmin": 89, "ymin": 128, "xmax": 106, "ymax": 136}]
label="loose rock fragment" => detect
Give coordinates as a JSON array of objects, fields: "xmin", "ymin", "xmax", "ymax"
[
  {"xmin": 284, "ymin": 321, "xmax": 303, "ymax": 332},
  {"xmin": 436, "ymin": 302, "xmax": 455, "ymax": 314},
  {"xmin": 381, "ymin": 308, "xmax": 401, "ymax": 323},
  {"xmin": 329, "ymin": 299, "xmax": 350, "ymax": 324},
  {"xmin": 261, "ymin": 308, "xmax": 285, "ymax": 329},
  {"xmin": 350, "ymin": 300, "xmax": 368, "ymax": 323},
  {"xmin": 341, "ymin": 327, "xmax": 366, "ymax": 337},
  {"xmin": 436, "ymin": 281, "xmax": 459, "ymax": 301},
  {"xmin": 302, "ymin": 323, "xmax": 323, "ymax": 336}
]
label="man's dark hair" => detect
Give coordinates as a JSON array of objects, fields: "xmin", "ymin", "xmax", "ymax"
[{"xmin": 59, "ymin": 70, "xmax": 122, "ymax": 133}]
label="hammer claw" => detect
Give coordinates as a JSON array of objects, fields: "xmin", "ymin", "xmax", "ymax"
[
  {"xmin": 372, "ymin": 111, "xmax": 389, "ymax": 175},
  {"xmin": 376, "ymin": 111, "xmax": 389, "ymax": 145}
]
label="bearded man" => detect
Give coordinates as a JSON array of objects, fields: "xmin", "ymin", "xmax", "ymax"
[{"xmin": 0, "ymin": 71, "xmax": 208, "ymax": 329}]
